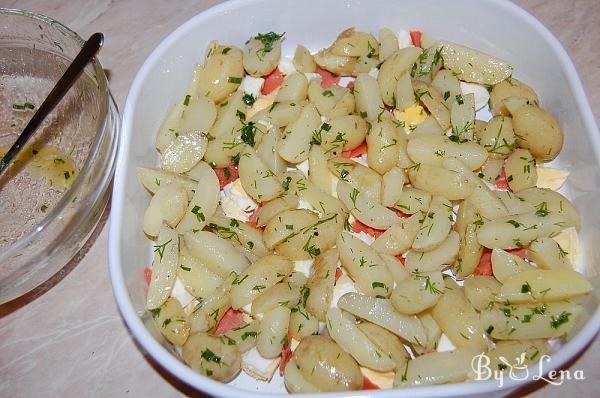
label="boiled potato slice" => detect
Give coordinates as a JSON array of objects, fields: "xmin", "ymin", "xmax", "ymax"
[
  {"xmin": 512, "ymin": 104, "xmax": 564, "ymax": 161},
  {"xmin": 481, "ymin": 301, "xmax": 582, "ymax": 339},
  {"xmin": 306, "ymin": 248, "xmax": 339, "ymax": 321},
  {"xmin": 255, "ymin": 194, "xmax": 299, "ymax": 227},
  {"xmin": 516, "ymin": 187, "xmax": 581, "ymax": 230},
  {"xmin": 263, "ymin": 209, "xmax": 318, "ymax": 249},
  {"xmin": 161, "ymin": 131, "xmax": 208, "ymax": 173},
  {"xmin": 463, "ymin": 275, "xmax": 501, "ymax": 311},
  {"xmin": 477, "ymin": 211, "xmax": 576, "ymax": 250},
  {"xmin": 337, "ymin": 232, "xmax": 393, "ymax": 297},
  {"xmin": 243, "ymin": 33, "xmax": 283, "ymax": 77},
  {"xmin": 453, "ymin": 222, "xmax": 484, "ymax": 278},
  {"xmin": 392, "ymin": 187, "xmax": 431, "ymax": 214},
  {"xmin": 257, "ymin": 306, "xmax": 290, "ymax": 359},
  {"xmin": 153, "ymin": 297, "xmax": 190, "ymax": 346},
  {"xmin": 184, "ymin": 231, "xmax": 249, "ymax": 277},
  {"xmin": 137, "ymin": 167, "xmax": 197, "ymax": 199},
  {"xmin": 378, "ymin": 27, "xmax": 399, "ymax": 61},
  {"xmin": 408, "ymin": 163, "xmax": 474, "ymax": 200},
  {"xmin": 337, "ymin": 180, "xmax": 398, "ymax": 229},
  {"xmin": 331, "ymin": 28, "xmax": 379, "ymax": 57},
  {"xmin": 432, "ymin": 69, "xmax": 462, "ymax": 108},
  {"xmin": 275, "ymin": 212, "xmax": 342, "ymax": 261},
  {"xmin": 230, "ymin": 254, "xmax": 293, "ymax": 309},
  {"xmin": 440, "ymin": 40, "xmax": 513, "ymax": 85},
  {"xmin": 496, "ymin": 190, "xmax": 536, "ymax": 215},
  {"xmin": 284, "ymin": 358, "xmax": 320, "ymax": 393},
  {"xmin": 276, "ymin": 73, "xmax": 309, "ymax": 102},
  {"xmin": 431, "ymin": 279, "xmax": 487, "ymax": 351},
  {"xmin": 380, "ymin": 253, "xmax": 411, "ymax": 285},
  {"xmin": 292, "ymin": 335, "xmax": 363, "ymax": 392},
  {"xmin": 146, "ymin": 225, "xmax": 179, "ymax": 310},
  {"xmin": 450, "ymin": 93, "xmax": 475, "ymax": 141},
  {"xmin": 198, "ymin": 43, "xmax": 244, "ymax": 102},
  {"xmin": 176, "ymin": 163, "xmax": 219, "ymax": 233},
  {"xmin": 505, "ymin": 148, "xmax": 537, "ymax": 192},
  {"xmin": 143, "ymin": 183, "xmax": 188, "ymax": 237},
  {"xmin": 491, "ymin": 248, "xmax": 535, "ymax": 283},
  {"xmin": 381, "ymin": 166, "xmax": 405, "ymax": 207},
  {"xmin": 357, "ymin": 321, "xmax": 410, "ymax": 369},
  {"xmin": 407, "ymin": 134, "xmax": 488, "ymax": 170},
  {"xmin": 251, "ymin": 282, "xmax": 301, "ymax": 315},
  {"xmin": 490, "ymin": 77, "xmax": 539, "ymax": 115},
  {"xmin": 156, "ymin": 102, "xmax": 184, "ymax": 151},
  {"xmin": 293, "ymin": 45, "xmax": 316, "ymax": 73},
  {"xmin": 354, "ymin": 73, "xmax": 384, "ymax": 122},
  {"xmin": 337, "ymin": 292, "xmax": 426, "ymax": 345},
  {"xmin": 367, "ymin": 119, "xmax": 400, "ymax": 174},
  {"xmin": 277, "ymin": 103, "xmax": 321, "ymax": 163},
  {"xmin": 313, "ymin": 48, "xmax": 356, "ymax": 76},
  {"xmin": 378, "ymin": 47, "xmax": 422, "ymax": 105},
  {"xmin": 412, "ymin": 196, "xmax": 453, "ymax": 252},
  {"xmin": 372, "ymin": 214, "xmax": 422, "ymax": 256},
  {"xmin": 496, "ymin": 269, "xmax": 592, "ymax": 303},
  {"xmin": 180, "ymin": 95, "xmax": 217, "ymax": 135},
  {"xmin": 290, "ymin": 306, "xmax": 319, "ymax": 339},
  {"xmin": 221, "ymin": 320, "xmax": 260, "ymax": 354},
  {"xmin": 393, "ymin": 347, "xmax": 481, "ymax": 387},
  {"xmin": 528, "ymin": 237, "xmax": 571, "ymax": 270},
  {"xmin": 391, "ymin": 271, "xmax": 445, "ymax": 314},
  {"xmin": 177, "ymin": 243, "xmax": 223, "ymax": 299},
  {"xmin": 443, "ymin": 157, "xmax": 508, "ymax": 219},
  {"xmin": 326, "ymin": 307, "xmax": 395, "ymax": 371},
  {"xmin": 479, "ymin": 115, "xmax": 516, "ymax": 159},
  {"xmin": 405, "ymin": 230, "xmax": 459, "ymax": 272},
  {"xmin": 238, "ymin": 145, "xmax": 283, "ymax": 202},
  {"xmin": 412, "ymin": 81, "xmax": 450, "ymax": 131},
  {"xmin": 182, "ymin": 332, "xmax": 241, "ymax": 381},
  {"xmin": 487, "ymin": 340, "xmax": 549, "ymax": 371}
]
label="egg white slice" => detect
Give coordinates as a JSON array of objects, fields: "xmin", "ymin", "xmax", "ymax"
[{"xmin": 460, "ymin": 81, "xmax": 490, "ymax": 112}]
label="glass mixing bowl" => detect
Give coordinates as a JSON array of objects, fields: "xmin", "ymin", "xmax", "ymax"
[{"xmin": 0, "ymin": 9, "xmax": 119, "ymax": 304}]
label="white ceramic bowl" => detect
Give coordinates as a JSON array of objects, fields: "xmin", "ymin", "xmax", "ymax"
[{"xmin": 109, "ymin": 0, "xmax": 600, "ymax": 396}]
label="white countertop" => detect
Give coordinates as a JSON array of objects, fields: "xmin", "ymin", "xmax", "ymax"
[{"xmin": 1, "ymin": 1, "xmax": 599, "ymax": 397}]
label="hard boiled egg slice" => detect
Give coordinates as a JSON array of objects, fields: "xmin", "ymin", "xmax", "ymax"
[
  {"xmin": 536, "ymin": 167, "xmax": 570, "ymax": 191},
  {"xmin": 460, "ymin": 81, "xmax": 489, "ymax": 111}
]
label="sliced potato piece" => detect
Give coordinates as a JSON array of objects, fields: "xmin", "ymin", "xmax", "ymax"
[
  {"xmin": 431, "ymin": 279, "xmax": 487, "ymax": 351},
  {"xmin": 491, "ymin": 248, "xmax": 535, "ymax": 283},
  {"xmin": 292, "ymin": 335, "xmax": 363, "ymax": 392},
  {"xmin": 337, "ymin": 232, "xmax": 393, "ymax": 297},
  {"xmin": 184, "ymin": 231, "xmax": 249, "ymax": 277},
  {"xmin": 230, "ymin": 254, "xmax": 293, "ymax": 309},
  {"xmin": 378, "ymin": 47, "xmax": 423, "ymax": 105},
  {"xmin": 257, "ymin": 306, "xmax": 291, "ymax": 359},
  {"xmin": 326, "ymin": 307, "xmax": 395, "ymax": 371},
  {"xmin": 137, "ymin": 167, "xmax": 197, "ymax": 199},
  {"xmin": 391, "ymin": 271, "xmax": 445, "ymax": 314},
  {"xmin": 161, "ymin": 131, "xmax": 208, "ymax": 173},
  {"xmin": 490, "ymin": 77, "xmax": 539, "ymax": 116},
  {"xmin": 412, "ymin": 196, "xmax": 453, "ymax": 252},
  {"xmin": 405, "ymin": 231, "xmax": 459, "ymax": 272},
  {"xmin": 153, "ymin": 297, "xmax": 190, "ymax": 346},
  {"xmin": 182, "ymin": 332, "xmax": 241, "ymax": 381},
  {"xmin": 528, "ymin": 237, "xmax": 571, "ymax": 270},
  {"xmin": 277, "ymin": 103, "xmax": 321, "ymax": 163},
  {"xmin": 337, "ymin": 180, "xmax": 399, "ymax": 229},
  {"xmin": 176, "ymin": 163, "xmax": 219, "ymax": 233},
  {"xmin": 440, "ymin": 40, "xmax": 513, "ymax": 85},
  {"xmin": 497, "ymin": 269, "xmax": 592, "ymax": 303},
  {"xmin": 306, "ymin": 248, "xmax": 339, "ymax": 321},
  {"xmin": 393, "ymin": 347, "xmax": 481, "ymax": 387},
  {"xmin": 293, "ymin": 45, "xmax": 316, "ymax": 73},
  {"xmin": 313, "ymin": 48, "xmax": 356, "ymax": 76},
  {"xmin": 407, "ymin": 134, "xmax": 488, "ymax": 170},
  {"xmin": 408, "ymin": 163, "xmax": 474, "ymax": 200},
  {"xmin": 372, "ymin": 214, "xmax": 421, "ymax": 256},
  {"xmin": 337, "ymin": 292, "xmax": 426, "ymax": 345},
  {"xmin": 463, "ymin": 275, "xmax": 501, "ymax": 311},
  {"xmin": 512, "ymin": 104, "xmax": 563, "ymax": 161},
  {"xmin": 413, "ymin": 81, "xmax": 450, "ymax": 131},
  {"xmin": 239, "ymin": 145, "xmax": 283, "ymax": 202},
  {"xmin": 505, "ymin": 148, "xmax": 537, "ymax": 192},
  {"xmin": 146, "ymin": 225, "xmax": 179, "ymax": 310},
  {"xmin": 143, "ymin": 183, "xmax": 188, "ymax": 237},
  {"xmin": 481, "ymin": 301, "xmax": 582, "ymax": 339}
]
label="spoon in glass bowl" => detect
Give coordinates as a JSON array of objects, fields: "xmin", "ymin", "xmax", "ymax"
[{"xmin": 0, "ymin": 32, "xmax": 104, "ymax": 176}]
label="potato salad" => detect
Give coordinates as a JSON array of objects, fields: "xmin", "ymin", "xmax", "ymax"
[{"xmin": 136, "ymin": 27, "xmax": 591, "ymax": 392}]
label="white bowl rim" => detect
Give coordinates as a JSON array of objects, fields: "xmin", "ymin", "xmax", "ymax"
[{"xmin": 109, "ymin": 0, "xmax": 600, "ymax": 396}]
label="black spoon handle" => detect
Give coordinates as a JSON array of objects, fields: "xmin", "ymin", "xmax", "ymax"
[{"xmin": 0, "ymin": 32, "xmax": 104, "ymax": 176}]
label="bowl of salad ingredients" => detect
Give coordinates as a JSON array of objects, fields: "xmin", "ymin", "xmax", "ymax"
[
  {"xmin": 109, "ymin": 0, "xmax": 600, "ymax": 396},
  {"xmin": 0, "ymin": 9, "xmax": 119, "ymax": 304}
]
